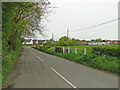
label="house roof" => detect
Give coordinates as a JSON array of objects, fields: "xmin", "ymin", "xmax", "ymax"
[
  {"xmin": 25, "ymin": 39, "xmax": 32, "ymax": 42},
  {"xmin": 33, "ymin": 40, "xmax": 38, "ymax": 42},
  {"xmin": 38, "ymin": 40, "xmax": 46, "ymax": 42}
]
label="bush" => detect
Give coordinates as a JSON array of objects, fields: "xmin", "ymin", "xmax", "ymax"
[
  {"xmin": 32, "ymin": 46, "xmax": 119, "ymax": 74},
  {"xmin": 55, "ymin": 47, "xmax": 63, "ymax": 53},
  {"xmin": 91, "ymin": 47, "xmax": 120, "ymax": 57},
  {"xmin": 2, "ymin": 51, "xmax": 21, "ymax": 83}
]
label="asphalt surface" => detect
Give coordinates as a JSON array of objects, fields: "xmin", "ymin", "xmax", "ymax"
[{"xmin": 6, "ymin": 47, "xmax": 118, "ymax": 88}]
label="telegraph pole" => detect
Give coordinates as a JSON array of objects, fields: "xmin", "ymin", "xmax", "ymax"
[
  {"xmin": 52, "ymin": 33, "xmax": 54, "ymax": 41},
  {"xmin": 52, "ymin": 33, "xmax": 54, "ymax": 46},
  {"xmin": 67, "ymin": 28, "xmax": 68, "ymax": 38},
  {"xmin": 67, "ymin": 28, "xmax": 69, "ymax": 46}
]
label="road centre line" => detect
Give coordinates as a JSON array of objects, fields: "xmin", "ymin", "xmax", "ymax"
[
  {"xmin": 33, "ymin": 53, "xmax": 35, "ymax": 56},
  {"xmin": 37, "ymin": 56, "xmax": 44, "ymax": 62},
  {"xmin": 51, "ymin": 68, "xmax": 78, "ymax": 89},
  {"xmin": 33, "ymin": 52, "xmax": 44, "ymax": 62}
]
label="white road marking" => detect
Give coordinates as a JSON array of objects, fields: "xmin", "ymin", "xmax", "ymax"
[
  {"xmin": 51, "ymin": 68, "xmax": 78, "ymax": 89},
  {"xmin": 33, "ymin": 53, "xmax": 35, "ymax": 56},
  {"xmin": 37, "ymin": 56, "xmax": 44, "ymax": 62}
]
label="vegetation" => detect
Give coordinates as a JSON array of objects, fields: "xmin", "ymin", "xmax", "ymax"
[
  {"xmin": 92, "ymin": 47, "xmax": 119, "ymax": 57},
  {"xmin": 32, "ymin": 45, "xmax": 119, "ymax": 74},
  {"xmin": 43, "ymin": 36, "xmax": 119, "ymax": 46},
  {"xmin": 2, "ymin": 1, "xmax": 51, "ymax": 83}
]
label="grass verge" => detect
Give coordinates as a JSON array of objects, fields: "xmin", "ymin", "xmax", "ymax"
[
  {"xmin": 2, "ymin": 50, "xmax": 22, "ymax": 84},
  {"xmin": 32, "ymin": 45, "xmax": 119, "ymax": 74}
]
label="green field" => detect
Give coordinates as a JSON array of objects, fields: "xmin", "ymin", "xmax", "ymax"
[
  {"xmin": 58, "ymin": 45, "xmax": 118, "ymax": 49},
  {"xmin": 52, "ymin": 45, "xmax": 118, "ymax": 54}
]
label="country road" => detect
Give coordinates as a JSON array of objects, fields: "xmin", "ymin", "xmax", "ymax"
[{"xmin": 4, "ymin": 47, "xmax": 118, "ymax": 88}]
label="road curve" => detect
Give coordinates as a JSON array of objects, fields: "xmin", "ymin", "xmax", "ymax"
[{"xmin": 6, "ymin": 47, "xmax": 118, "ymax": 88}]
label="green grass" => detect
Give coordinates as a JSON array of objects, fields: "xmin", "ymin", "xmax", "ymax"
[
  {"xmin": 62, "ymin": 45, "xmax": 118, "ymax": 51},
  {"xmin": 2, "ymin": 51, "xmax": 21, "ymax": 84},
  {"xmin": 32, "ymin": 45, "xmax": 119, "ymax": 74}
]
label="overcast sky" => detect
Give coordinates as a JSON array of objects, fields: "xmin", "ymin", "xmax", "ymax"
[{"xmin": 35, "ymin": 0, "xmax": 119, "ymax": 41}]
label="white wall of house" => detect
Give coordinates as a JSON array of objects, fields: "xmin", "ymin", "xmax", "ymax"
[
  {"xmin": 88, "ymin": 42, "xmax": 109, "ymax": 45},
  {"xmin": 43, "ymin": 41, "xmax": 47, "ymax": 43},
  {"xmin": 23, "ymin": 40, "xmax": 33, "ymax": 45},
  {"xmin": 88, "ymin": 42, "xmax": 97, "ymax": 45},
  {"xmin": 26, "ymin": 40, "xmax": 33, "ymax": 45}
]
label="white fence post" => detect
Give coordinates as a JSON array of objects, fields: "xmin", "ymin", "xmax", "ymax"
[
  {"xmin": 84, "ymin": 48, "xmax": 86, "ymax": 54},
  {"xmin": 68, "ymin": 47, "xmax": 70, "ymax": 53},
  {"xmin": 75, "ymin": 47, "xmax": 77, "ymax": 54},
  {"xmin": 63, "ymin": 47, "xmax": 65, "ymax": 53}
]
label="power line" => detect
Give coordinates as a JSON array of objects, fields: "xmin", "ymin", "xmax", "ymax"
[
  {"xmin": 55, "ymin": 32, "xmax": 66, "ymax": 36},
  {"xmin": 69, "ymin": 18, "xmax": 120, "ymax": 32},
  {"xmin": 53, "ymin": 18, "xmax": 119, "ymax": 40}
]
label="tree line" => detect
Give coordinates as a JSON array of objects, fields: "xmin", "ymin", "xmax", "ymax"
[
  {"xmin": 43, "ymin": 36, "xmax": 113, "ymax": 46},
  {"xmin": 2, "ymin": 1, "xmax": 51, "ymax": 82}
]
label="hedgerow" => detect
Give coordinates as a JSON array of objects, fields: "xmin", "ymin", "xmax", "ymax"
[
  {"xmin": 32, "ymin": 45, "xmax": 119, "ymax": 74},
  {"xmin": 91, "ymin": 47, "xmax": 119, "ymax": 57}
]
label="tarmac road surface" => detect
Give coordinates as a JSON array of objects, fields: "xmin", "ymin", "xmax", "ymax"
[{"xmin": 5, "ymin": 47, "xmax": 118, "ymax": 88}]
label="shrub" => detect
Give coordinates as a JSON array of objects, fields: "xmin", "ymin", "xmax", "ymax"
[
  {"xmin": 55, "ymin": 47, "xmax": 63, "ymax": 53},
  {"xmin": 32, "ymin": 46, "xmax": 120, "ymax": 74},
  {"xmin": 91, "ymin": 47, "xmax": 120, "ymax": 57}
]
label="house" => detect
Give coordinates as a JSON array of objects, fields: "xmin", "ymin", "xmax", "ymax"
[
  {"xmin": 49, "ymin": 41, "xmax": 53, "ymax": 43},
  {"xmin": 38, "ymin": 40, "xmax": 47, "ymax": 45},
  {"xmin": 81, "ymin": 41, "xmax": 87, "ymax": 45},
  {"xmin": 115, "ymin": 40, "xmax": 119, "ymax": 44},
  {"xmin": 23, "ymin": 39, "xmax": 33, "ymax": 45},
  {"xmin": 88, "ymin": 41, "xmax": 97, "ymax": 45},
  {"xmin": 88, "ymin": 41, "xmax": 110, "ymax": 45},
  {"xmin": 33, "ymin": 40, "xmax": 38, "ymax": 45},
  {"xmin": 97, "ymin": 42, "xmax": 109, "ymax": 45},
  {"xmin": 107, "ymin": 40, "xmax": 119, "ymax": 45}
]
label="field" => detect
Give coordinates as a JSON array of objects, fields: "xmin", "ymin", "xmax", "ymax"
[
  {"xmin": 51, "ymin": 45, "xmax": 119, "ymax": 55},
  {"xmin": 32, "ymin": 45, "xmax": 119, "ymax": 74}
]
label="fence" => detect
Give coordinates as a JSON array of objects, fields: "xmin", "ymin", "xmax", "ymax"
[{"xmin": 63, "ymin": 47, "xmax": 87, "ymax": 55}]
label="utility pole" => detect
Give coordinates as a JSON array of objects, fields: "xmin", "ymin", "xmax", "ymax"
[
  {"xmin": 67, "ymin": 28, "xmax": 69, "ymax": 46},
  {"xmin": 67, "ymin": 28, "xmax": 68, "ymax": 38},
  {"xmin": 52, "ymin": 33, "xmax": 54, "ymax": 41},
  {"xmin": 52, "ymin": 33, "xmax": 54, "ymax": 46}
]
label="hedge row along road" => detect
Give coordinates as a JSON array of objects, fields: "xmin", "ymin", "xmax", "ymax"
[{"xmin": 4, "ymin": 47, "xmax": 118, "ymax": 88}]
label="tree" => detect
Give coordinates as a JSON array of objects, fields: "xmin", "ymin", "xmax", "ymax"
[
  {"xmin": 91, "ymin": 39, "xmax": 95, "ymax": 41},
  {"xmin": 58, "ymin": 36, "xmax": 69, "ymax": 46},
  {"xmin": 68, "ymin": 38, "xmax": 77, "ymax": 46},
  {"xmin": 96, "ymin": 38, "xmax": 102, "ymax": 42},
  {"xmin": 2, "ymin": 1, "xmax": 52, "ymax": 82},
  {"xmin": 2, "ymin": 1, "xmax": 51, "ymax": 51}
]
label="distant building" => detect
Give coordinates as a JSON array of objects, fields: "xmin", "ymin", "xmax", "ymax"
[
  {"xmin": 49, "ymin": 41, "xmax": 53, "ymax": 43},
  {"xmin": 107, "ymin": 40, "xmax": 119, "ymax": 45},
  {"xmin": 97, "ymin": 42, "xmax": 109, "ymax": 45},
  {"xmin": 88, "ymin": 41, "xmax": 109, "ymax": 45},
  {"xmin": 88, "ymin": 41, "xmax": 97, "ymax": 45},
  {"xmin": 23, "ymin": 39, "xmax": 33, "ymax": 45},
  {"xmin": 81, "ymin": 41, "xmax": 87, "ymax": 45},
  {"xmin": 38, "ymin": 40, "xmax": 47, "ymax": 45},
  {"xmin": 33, "ymin": 40, "xmax": 38, "ymax": 45}
]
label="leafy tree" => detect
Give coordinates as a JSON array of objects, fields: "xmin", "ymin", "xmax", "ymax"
[
  {"xmin": 82, "ymin": 40, "xmax": 86, "ymax": 41},
  {"xmin": 43, "ymin": 41, "xmax": 52, "ymax": 46},
  {"xmin": 58, "ymin": 36, "xmax": 69, "ymax": 46},
  {"xmin": 96, "ymin": 38, "xmax": 102, "ymax": 42},
  {"xmin": 91, "ymin": 39, "xmax": 95, "ymax": 41},
  {"xmin": 69, "ymin": 38, "xmax": 77, "ymax": 46},
  {"xmin": 2, "ymin": 1, "xmax": 52, "ymax": 82},
  {"xmin": 2, "ymin": 1, "xmax": 51, "ymax": 50}
]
